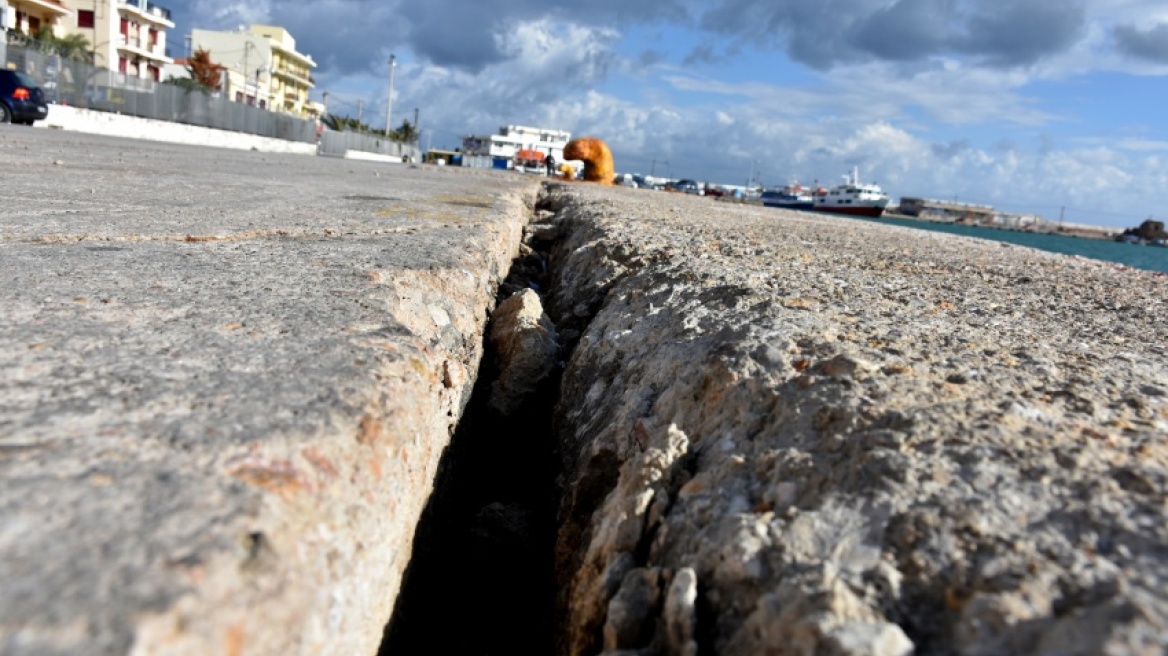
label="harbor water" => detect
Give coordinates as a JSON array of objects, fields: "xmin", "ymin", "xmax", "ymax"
[{"xmin": 858, "ymin": 216, "xmax": 1168, "ymax": 275}]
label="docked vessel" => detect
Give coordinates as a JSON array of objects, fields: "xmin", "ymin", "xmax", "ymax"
[
  {"xmin": 812, "ymin": 168, "xmax": 890, "ymax": 217},
  {"xmin": 760, "ymin": 183, "xmax": 814, "ymax": 210}
]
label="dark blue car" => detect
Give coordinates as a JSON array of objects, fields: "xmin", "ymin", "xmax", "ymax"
[{"xmin": 0, "ymin": 70, "xmax": 49, "ymax": 125}]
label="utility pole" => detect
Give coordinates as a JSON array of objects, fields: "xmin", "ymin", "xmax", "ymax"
[
  {"xmin": 414, "ymin": 107, "xmax": 419, "ymax": 138},
  {"xmin": 242, "ymin": 41, "xmax": 251, "ymax": 103},
  {"xmin": 384, "ymin": 54, "xmax": 396, "ymax": 136},
  {"xmin": 357, "ymin": 100, "xmax": 364, "ymax": 129},
  {"xmin": 322, "ymin": 91, "xmax": 329, "ymax": 117}
]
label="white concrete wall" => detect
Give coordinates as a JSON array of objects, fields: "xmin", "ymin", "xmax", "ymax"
[{"xmin": 35, "ymin": 105, "xmax": 318, "ymax": 156}]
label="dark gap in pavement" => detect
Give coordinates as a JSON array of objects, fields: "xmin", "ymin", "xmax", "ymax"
[{"xmin": 379, "ymin": 190, "xmax": 566, "ymax": 656}]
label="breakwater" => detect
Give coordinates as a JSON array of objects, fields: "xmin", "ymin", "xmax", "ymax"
[{"xmin": 862, "ymin": 216, "xmax": 1168, "ymax": 274}]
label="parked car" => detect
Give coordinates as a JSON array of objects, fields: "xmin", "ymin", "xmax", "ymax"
[
  {"xmin": 614, "ymin": 173, "xmax": 638, "ymax": 187},
  {"xmin": 703, "ymin": 184, "xmax": 725, "ymax": 198},
  {"xmin": 632, "ymin": 174, "xmax": 663, "ymax": 190},
  {"xmin": 0, "ymin": 71, "xmax": 49, "ymax": 125},
  {"xmin": 673, "ymin": 179, "xmax": 704, "ymax": 195}
]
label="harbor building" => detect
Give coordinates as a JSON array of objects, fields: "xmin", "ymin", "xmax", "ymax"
[
  {"xmin": 461, "ymin": 125, "xmax": 570, "ymax": 170},
  {"xmin": 899, "ymin": 196, "xmax": 1042, "ymax": 230},
  {"xmin": 898, "ymin": 197, "xmax": 996, "ymax": 223},
  {"xmin": 190, "ymin": 24, "xmax": 316, "ymax": 117}
]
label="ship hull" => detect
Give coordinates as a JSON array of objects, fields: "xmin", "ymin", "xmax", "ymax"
[
  {"xmin": 762, "ymin": 200, "xmax": 814, "ymax": 210},
  {"xmin": 812, "ymin": 204, "xmax": 887, "ymax": 218}
]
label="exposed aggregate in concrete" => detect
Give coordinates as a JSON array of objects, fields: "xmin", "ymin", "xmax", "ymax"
[
  {"xmin": 539, "ymin": 183, "xmax": 1167, "ymax": 656},
  {"xmin": 0, "ymin": 129, "xmax": 540, "ymax": 656}
]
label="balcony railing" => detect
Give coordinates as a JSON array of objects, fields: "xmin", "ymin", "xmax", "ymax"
[
  {"xmin": 118, "ymin": 0, "xmax": 173, "ymax": 23},
  {"xmin": 115, "ymin": 34, "xmax": 169, "ymax": 61},
  {"xmin": 273, "ymin": 66, "xmax": 313, "ymax": 87}
]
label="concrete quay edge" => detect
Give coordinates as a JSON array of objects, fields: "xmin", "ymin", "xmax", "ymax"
[
  {"xmin": 538, "ymin": 182, "xmax": 1168, "ymax": 655},
  {"xmin": 0, "ymin": 127, "xmax": 539, "ymax": 655}
]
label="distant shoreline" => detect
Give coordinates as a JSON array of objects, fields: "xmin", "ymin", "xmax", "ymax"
[
  {"xmin": 879, "ymin": 212, "xmax": 1118, "ymax": 241},
  {"xmin": 723, "ymin": 196, "xmax": 1123, "ymax": 241}
]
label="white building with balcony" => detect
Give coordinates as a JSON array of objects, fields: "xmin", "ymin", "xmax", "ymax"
[
  {"xmin": 57, "ymin": 0, "xmax": 174, "ymax": 83},
  {"xmin": 461, "ymin": 125, "xmax": 572, "ymax": 170},
  {"xmin": 1, "ymin": 0, "xmax": 73, "ymax": 42},
  {"xmin": 463, "ymin": 125, "xmax": 570, "ymax": 159}
]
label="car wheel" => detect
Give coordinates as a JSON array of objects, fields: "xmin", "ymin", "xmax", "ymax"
[{"xmin": 0, "ymin": 104, "xmax": 10, "ymax": 124}]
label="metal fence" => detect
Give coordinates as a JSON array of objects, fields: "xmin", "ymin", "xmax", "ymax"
[
  {"xmin": 3, "ymin": 41, "xmax": 316, "ymax": 144},
  {"xmin": 318, "ymin": 130, "xmax": 419, "ymax": 160}
]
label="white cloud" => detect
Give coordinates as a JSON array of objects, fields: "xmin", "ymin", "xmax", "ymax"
[{"xmin": 170, "ymin": 0, "xmax": 1168, "ymax": 226}]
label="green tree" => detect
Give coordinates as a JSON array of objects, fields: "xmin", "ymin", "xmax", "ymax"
[
  {"xmin": 392, "ymin": 120, "xmax": 418, "ymax": 143},
  {"xmin": 163, "ymin": 76, "xmax": 208, "ymax": 93},
  {"xmin": 322, "ymin": 114, "xmax": 372, "ymax": 133},
  {"xmin": 33, "ymin": 27, "xmax": 92, "ymax": 62}
]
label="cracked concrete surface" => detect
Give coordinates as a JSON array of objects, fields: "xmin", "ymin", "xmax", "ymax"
[
  {"xmin": 0, "ymin": 128, "xmax": 539, "ymax": 655},
  {"xmin": 540, "ymin": 183, "xmax": 1167, "ymax": 656}
]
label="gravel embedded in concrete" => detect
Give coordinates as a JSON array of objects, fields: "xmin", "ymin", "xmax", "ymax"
[
  {"xmin": 541, "ymin": 183, "xmax": 1167, "ymax": 656},
  {"xmin": 0, "ymin": 128, "xmax": 539, "ymax": 656}
]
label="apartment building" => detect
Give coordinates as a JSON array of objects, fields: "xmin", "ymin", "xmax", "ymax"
[
  {"xmin": 190, "ymin": 24, "xmax": 315, "ymax": 117},
  {"xmin": 1, "ymin": 0, "xmax": 72, "ymax": 40},
  {"xmin": 55, "ymin": 0, "xmax": 174, "ymax": 83},
  {"xmin": 462, "ymin": 125, "xmax": 571, "ymax": 165}
]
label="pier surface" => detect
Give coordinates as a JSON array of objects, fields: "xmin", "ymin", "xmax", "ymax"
[
  {"xmin": 540, "ymin": 183, "xmax": 1167, "ymax": 656},
  {"xmin": 0, "ymin": 128, "xmax": 536, "ymax": 655},
  {"xmin": 2, "ymin": 127, "xmax": 1166, "ymax": 655}
]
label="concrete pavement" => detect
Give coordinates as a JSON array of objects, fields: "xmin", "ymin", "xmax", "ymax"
[{"xmin": 0, "ymin": 126, "xmax": 538, "ymax": 655}]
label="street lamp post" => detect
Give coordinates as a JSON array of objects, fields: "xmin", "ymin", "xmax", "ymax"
[{"xmin": 384, "ymin": 54, "xmax": 396, "ymax": 136}]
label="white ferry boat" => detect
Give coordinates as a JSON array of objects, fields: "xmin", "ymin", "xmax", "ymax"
[{"xmin": 812, "ymin": 168, "xmax": 890, "ymax": 217}]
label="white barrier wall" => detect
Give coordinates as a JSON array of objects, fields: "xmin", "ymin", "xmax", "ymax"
[{"xmin": 35, "ymin": 105, "xmax": 319, "ymax": 156}]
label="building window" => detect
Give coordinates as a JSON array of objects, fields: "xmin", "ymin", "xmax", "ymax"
[
  {"xmin": 78, "ymin": 10, "xmax": 95, "ymax": 28},
  {"xmin": 118, "ymin": 57, "xmax": 127, "ymax": 73}
]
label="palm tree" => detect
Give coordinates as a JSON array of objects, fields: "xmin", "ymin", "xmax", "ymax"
[
  {"xmin": 322, "ymin": 114, "xmax": 371, "ymax": 133},
  {"xmin": 393, "ymin": 120, "xmax": 418, "ymax": 143},
  {"xmin": 33, "ymin": 27, "xmax": 92, "ymax": 62}
]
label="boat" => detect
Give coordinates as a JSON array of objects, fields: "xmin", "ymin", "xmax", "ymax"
[
  {"xmin": 759, "ymin": 183, "xmax": 814, "ymax": 210},
  {"xmin": 513, "ymin": 148, "xmax": 549, "ymax": 175},
  {"xmin": 811, "ymin": 167, "xmax": 890, "ymax": 217},
  {"xmin": 1115, "ymin": 218, "xmax": 1166, "ymax": 245}
]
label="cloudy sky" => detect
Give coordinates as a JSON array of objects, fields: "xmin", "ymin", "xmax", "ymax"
[{"xmin": 171, "ymin": 0, "xmax": 1168, "ymax": 227}]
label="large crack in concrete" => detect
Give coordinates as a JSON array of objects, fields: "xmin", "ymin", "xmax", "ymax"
[
  {"xmin": 384, "ymin": 178, "xmax": 1168, "ymax": 655},
  {"xmin": 378, "ymin": 184, "xmax": 572, "ymax": 655}
]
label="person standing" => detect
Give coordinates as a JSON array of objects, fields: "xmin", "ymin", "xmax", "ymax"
[{"xmin": 545, "ymin": 154, "xmax": 556, "ymax": 177}]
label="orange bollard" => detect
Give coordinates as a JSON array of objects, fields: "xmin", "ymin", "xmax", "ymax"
[{"xmin": 563, "ymin": 137, "xmax": 614, "ymax": 185}]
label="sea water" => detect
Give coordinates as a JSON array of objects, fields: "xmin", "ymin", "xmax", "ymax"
[{"xmin": 859, "ymin": 216, "xmax": 1168, "ymax": 275}]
